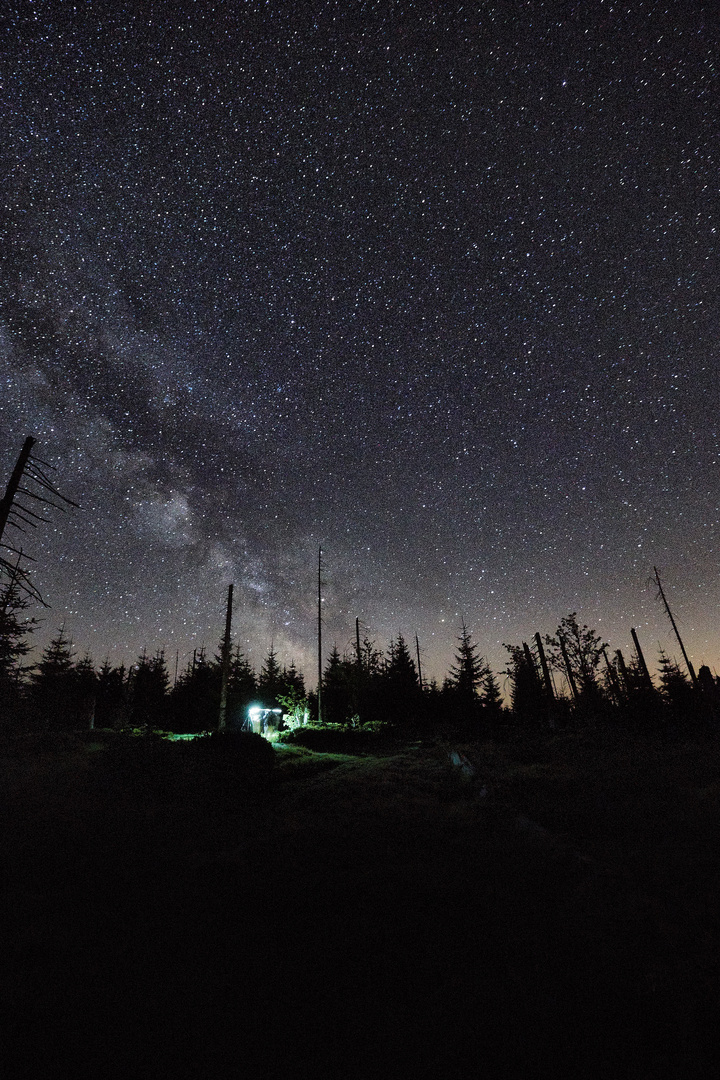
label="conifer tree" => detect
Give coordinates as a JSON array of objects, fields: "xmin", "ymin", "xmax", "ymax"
[
  {"xmin": 130, "ymin": 649, "xmax": 170, "ymax": 729},
  {"xmin": 258, "ymin": 645, "xmax": 284, "ymax": 707},
  {"xmin": 322, "ymin": 645, "xmax": 357, "ymax": 723},
  {"xmin": 276, "ymin": 661, "xmax": 309, "ymax": 728},
  {"xmin": 74, "ymin": 652, "xmax": 97, "ymax": 729},
  {"xmin": 657, "ymin": 648, "xmax": 694, "ymax": 722},
  {"xmin": 282, "ymin": 660, "xmax": 306, "ymax": 697},
  {"xmin": 480, "ymin": 664, "xmax": 503, "ymax": 722},
  {"xmin": 0, "ymin": 571, "xmax": 36, "ymax": 718},
  {"xmin": 96, "ymin": 660, "xmax": 129, "ymax": 728},
  {"xmin": 504, "ymin": 643, "xmax": 546, "ymax": 723},
  {"xmin": 449, "ymin": 621, "xmax": 485, "ymax": 701},
  {"xmin": 382, "ymin": 634, "xmax": 420, "ymax": 723},
  {"xmin": 446, "ymin": 621, "xmax": 487, "ymax": 726},
  {"xmin": 168, "ymin": 649, "xmax": 217, "ymax": 732},
  {"xmin": 29, "ymin": 626, "xmax": 76, "ymax": 729}
]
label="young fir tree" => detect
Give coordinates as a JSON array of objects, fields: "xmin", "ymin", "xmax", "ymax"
[
  {"xmin": 276, "ymin": 662, "xmax": 309, "ymax": 728},
  {"xmin": 29, "ymin": 626, "xmax": 76, "ymax": 729},
  {"xmin": 657, "ymin": 648, "xmax": 694, "ymax": 722},
  {"xmin": 282, "ymin": 660, "xmax": 305, "ymax": 697},
  {"xmin": 480, "ymin": 664, "xmax": 504, "ymax": 723},
  {"xmin": 381, "ymin": 634, "xmax": 420, "ymax": 724},
  {"xmin": 449, "ymin": 622, "xmax": 485, "ymax": 700},
  {"xmin": 130, "ymin": 649, "xmax": 170, "ymax": 729},
  {"xmin": 503, "ymin": 644, "xmax": 546, "ymax": 724},
  {"xmin": 169, "ymin": 649, "xmax": 218, "ymax": 732},
  {"xmin": 74, "ymin": 653, "xmax": 97, "ymax": 730},
  {"xmin": 221, "ymin": 645, "xmax": 255, "ymax": 729},
  {"xmin": 446, "ymin": 622, "xmax": 487, "ymax": 726},
  {"xmin": 257, "ymin": 645, "xmax": 284, "ymax": 708},
  {"xmin": 322, "ymin": 645, "xmax": 358, "ymax": 724},
  {"xmin": 0, "ymin": 572, "xmax": 36, "ymax": 719},
  {"xmin": 96, "ymin": 660, "xmax": 129, "ymax": 729}
]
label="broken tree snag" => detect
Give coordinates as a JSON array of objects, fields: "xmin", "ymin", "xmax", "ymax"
[
  {"xmin": 602, "ymin": 646, "xmax": 623, "ymax": 703},
  {"xmin": 615, "ymin": 649, "xmax": 630, "ymax": 695},
  {"xmin": 653, "ymin": 566, "xmax": 698, "ymax": 687},
  {"xmin": 534, "ymin": 632, "xmax": 555, "ymax": 702},
  {"xmin": 630, "ymin": 627, "xmax": 654, "ymax": 692}
]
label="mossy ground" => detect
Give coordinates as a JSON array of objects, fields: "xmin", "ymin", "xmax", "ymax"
[{"xmin": 1, "ymin": 726, "xmax": 719, "ymax": 1078}]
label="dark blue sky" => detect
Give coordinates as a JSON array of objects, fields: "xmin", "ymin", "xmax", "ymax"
[{"xmin": 1, "ymin": 1, "xmax": 718, "ymax": 686}]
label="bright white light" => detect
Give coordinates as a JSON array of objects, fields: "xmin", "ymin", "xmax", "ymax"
[{"xmin": 247, "ymin": 705, "xmax": 282, "ymax": 737}]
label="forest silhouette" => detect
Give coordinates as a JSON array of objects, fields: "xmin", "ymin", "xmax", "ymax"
[{"xmin": 2, "ymin": 571, "xmax": 718, "ymax": 736}]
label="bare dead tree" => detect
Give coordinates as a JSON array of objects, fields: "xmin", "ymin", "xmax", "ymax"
[
  {"xmin": 0, "ymin": 436, "xmax": 79, "ymax": 604},
  {"xmin": 218, "ymin": 583, "xmax": 234, "ymax": 730},
  {"xmin": 653, "ymin": 566, "xmax": 697, "ymax": 687},
  {"xmin": 317, "ymin": 546, "xmax": 323, "ymax": 724},
  {"xmin": 534, "ymin": 632, "xmax": 555, "ymax": 702},
  {"xmin": 415, "ymin": 633, "xmax": 423, "ymax": 690},
  {"xmin": 630, "ymin": 627, "xmax": 654, "ymax": 692}
]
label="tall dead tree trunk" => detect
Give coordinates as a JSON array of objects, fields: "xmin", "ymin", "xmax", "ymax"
[
  {"xmin": 218, "ymin": 583, "xmax": 234, "ymax": 730},
  {"xmin": 615, "ymin": 648, "xmax": 630, "ymax": 694},
  {"xmin": 602, "ymin": 647, "xmax": 622, "ymax": 703},
  {"xmin": 653, "ymin": 566, "xmax": 697, "ymax": 687},
  {"xmin": 317, "ymin": 547, "xmax": 323, "ymax": 725},
  {"xmin": 522, "ymin": 641, "xmax": 536, "ymax": 676},
  {"xmin": 534, "ymin": 632, "xmax": 555, "ymax": 702},
  {"xmin": 631, "ymin": 627, "xmax": 654, "ymax": 692},
  {"xmin": 415, "ymin": 634, "xmax": 423, "ymax": 690}
]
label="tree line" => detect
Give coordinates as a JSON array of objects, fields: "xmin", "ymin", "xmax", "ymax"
[
  {"xmin": 1, "ymin": 568, "xmax": 718, "ymax": 735},
  {"xmin": 2, "ymin": 437, "xmax": 717, "ymax": 738}
]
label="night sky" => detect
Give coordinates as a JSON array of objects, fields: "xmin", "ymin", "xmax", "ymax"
[{"xmin": 2, "ymin": 1, "xmax": 718, "ymax": 688}]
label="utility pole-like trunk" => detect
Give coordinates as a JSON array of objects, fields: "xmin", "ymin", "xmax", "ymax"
[
  {"xmin": 218, "ymin": 583, "xmax": 234, "ymax": 730},
  {"xmin": 355, "ymin": 616, "xmax": 363, "ymax": 722},
  {"xmin": 653, "ymin": 566, "xmax": 697, "ymax": 687},
  {"xmin": 317, "ymin": 547, "xmax": 323, "ymax": 725},
  {"xmin": 534, "ymin": 633, "xmax": 555, "ymax": 702},
  {"xmin": 0, "ymin": 436, "xmax": 35, "ymax": 544},
  {"xmin": 630, "ymin": 627, "xmax": 654, "ymax": 692}
]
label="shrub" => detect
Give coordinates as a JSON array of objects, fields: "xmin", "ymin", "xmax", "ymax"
[{"xmin": 276, "ymin": 722, "xmax": 388, "ymax": 755}]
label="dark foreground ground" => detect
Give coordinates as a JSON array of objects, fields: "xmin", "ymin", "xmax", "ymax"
[{"xmin": 1, "ymin": 725, "xmax": 719, "ymax": 1079}]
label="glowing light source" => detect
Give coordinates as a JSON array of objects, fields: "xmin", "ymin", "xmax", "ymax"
[{"xmin": 246, "ymin": 705, "xmax": 282, "ymax": 737}]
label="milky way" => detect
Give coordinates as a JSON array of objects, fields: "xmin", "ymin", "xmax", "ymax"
[{"xmin": 1, "ymin": 1, "xmax": 718, "ymax": 686}]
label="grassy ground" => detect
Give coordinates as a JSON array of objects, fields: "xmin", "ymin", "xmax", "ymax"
[{"xmin": 0, "ymin": 726, "xmax": 719, "ymax": 1078}]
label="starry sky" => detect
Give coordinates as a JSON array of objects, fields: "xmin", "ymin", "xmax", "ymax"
[{"xmin": 1, "ymin": 0, "xmax": 719, "ymax": 688}]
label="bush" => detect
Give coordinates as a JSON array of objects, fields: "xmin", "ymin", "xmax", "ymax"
[
  {"xmin": 276, "ymin": 722, "xmax": 388, "ymax": 755},
  {"xmin": 96, "ymin": 728, "xmax": 275, "ymax": 806},
  {"xmin": 195, "ymin": 729, "xmax": 276, "ymax": 767}
]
